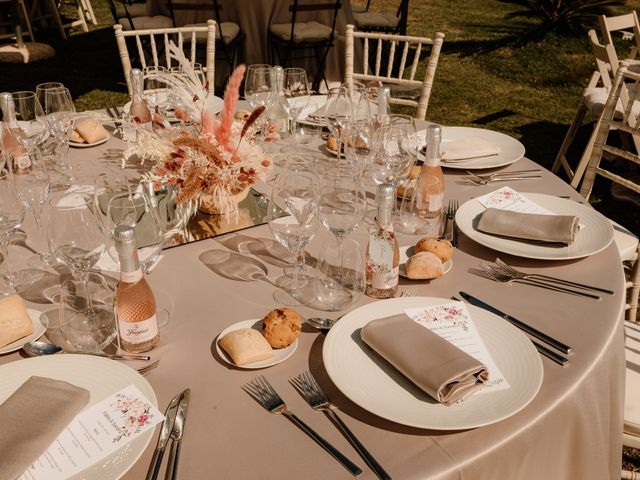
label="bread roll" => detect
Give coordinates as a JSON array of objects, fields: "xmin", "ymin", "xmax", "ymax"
[
  {"xmin": 74, "ymin": 119, "xmax": 108, "ymax": 144},
  {"xmin": 326, "ymin": 134, "xmax": 338, "ymax": 152},
  {"xmin": 405, "ymin": 251, "xmax": 444, "ymax": 280},
  {"xmin": 262, "ymin": 308, "xmax": 301, "ymax": 349},
  {"xmin": 219, "ymin": 328, "xmax": 273, "ymax": 365},
  {"xmin": 69, "ymin": 130, "xmax": 85, "ymax": 143},
  {"xmin": 415, "ymin": 237, "xmax": 453, "ymax": 263},
  {"xmin": 0, "ymin": 294, "xmax": 33, "ymax": 348},
  {"xmin": 235, "ymin": 109, "xmax": 251, "ymax": 121}
]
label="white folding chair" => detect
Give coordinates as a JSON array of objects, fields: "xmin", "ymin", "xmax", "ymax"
[
  {"xmin": 579, "ymin": 61, "xmax": 640, "ymax": 480},
  {"xmin": 113, "ymin": 20, "xmax": 216, "ymax": 96},
  {"xmin": 344, "ymin": 24, "xmax": 444, "ymax": 121}
]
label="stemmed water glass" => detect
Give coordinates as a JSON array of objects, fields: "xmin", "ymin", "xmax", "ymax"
[
  {"xmin": 244, "ymin": 64, "xmax": 272, "ymax": 109},
  {"xmin": 48, "ymin": 192, "xmax": 106, "ymax": 322},
  {"xmin": 316, "ymin": 168, "xmax": 367, "ymax": 310},
  {"xmin": 343, "ymin": 116, "xmax": 375, "ymax": 177},
  {"xmin": 324, "ymin": 86, "xmax": 354, "ymax": 165},
  {"xmin": 35, "ymin": 82, "xmax": 64, "ymax": 112},
  {"xmin": 267, "ymin": 170, "xmax": 318, "ymax": 304},
  {"xmin": 0, "ymin": 169, "xmax": 25, "ymax": 288},
  {"xmin": 10, "ymin": 91, "xmax": 49, "ymax": 152},
  {"xmin": 283, "ymin": 68, "xmax": 311, "ymax": 136}
]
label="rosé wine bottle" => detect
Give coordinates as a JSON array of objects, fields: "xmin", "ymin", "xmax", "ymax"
[{"xmin": 114, "ymin": 225, "xmax": 159, "ymax": 353}]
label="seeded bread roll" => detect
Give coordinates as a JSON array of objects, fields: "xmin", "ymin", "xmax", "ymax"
[
  {"xmin": 262, "ymin": 308, "xmax": 302, "ymax": 349},
  {"xmin": 219, "ymin": 328, "xmax": 273, "ymax": 365},
  {"xmin": 415, "ymin": 237, "xmax": 453, "ymax": 263},
  {"xmin": 0, "ymin": 294, "xmax": 33, "ymax": 348},
  {"xmin": 405, "ymin": 251, "xmax": 444, "ymax": 280}
]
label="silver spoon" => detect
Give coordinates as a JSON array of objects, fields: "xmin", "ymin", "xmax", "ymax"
[
  {"xmin": 23, "ymin": 341, "xmax": 151, "ymax": 361},
  {"xmin": 307, "ymin": 317, "xmax": 339, "ymax": 331}
]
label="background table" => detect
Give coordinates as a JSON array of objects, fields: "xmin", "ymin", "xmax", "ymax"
[{"xmin": 0, "ymin": 119, "xmax": 625, "ymax": 479}]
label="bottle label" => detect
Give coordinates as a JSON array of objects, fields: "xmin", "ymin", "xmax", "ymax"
[
  {"xmin": 120, "ymin": 268, "xmax": 143, "ymax": 283},
  {"xmin": 118, "ymin": 314, "xmax": 158, "ymax": 344},
  {"xmin": 427, "ymin": 193, "xmax": 443, "ymax": 212},
  {"xmin": 367, "ymin": 229, "xmax": 398, "ymax": 290}
]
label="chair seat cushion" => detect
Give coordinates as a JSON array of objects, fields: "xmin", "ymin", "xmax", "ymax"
[
  {"xmin": 118, "ymin": 15, "xmax": 172, "ymax": 30},
  {"xmin": 611, "ymin": 219, "xmax": 639, "ymax": 262},
  {"xmin": 351, "ymin": 4, "xmax": 368, "ymax": 13},
  {"xmin": 183, "ymin": 21, "xmax": 240, "ymax": 43},
  {"xmin": 115, "ymin": 2, "xmax": 147, "ymax": 19},
  {"xmin": 583, "ymin": 83, "xmax": 640, "ymax": 120},
  {"xmin": 354, "ymin": 11, "xmax": 399, "ymax": 30},
  {"xmin": 624, "ymin": 321, "xmax": 640, "ymax": 437},
  {"xmin": 270, "ymin": 21, "xmax": 332, "ymax": 43}
]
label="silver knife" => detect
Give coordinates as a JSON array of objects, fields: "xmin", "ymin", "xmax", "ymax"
[
  {"xmin": 458, "ymin": 291, "xmax": 572, "ymax": 357},
  {"xmin": 145, "ymin": 391, "xmax": 183, "ymax": 480},
  {"xmin": 165, "ymin": 388, "xmax": 191, "ymax": 480}
]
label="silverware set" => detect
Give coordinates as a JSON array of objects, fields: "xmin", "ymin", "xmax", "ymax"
[
  {"xmin": 474, "ymin": 258, "xmax": 612, "ymax": 299},
  {"xmin": 244, "ymin": 375, "xmax": 364, "ymax": 477},
  {"xmin": 146, "ymin": 388, "xmax": 191, "ymax": 480},
  {"xmin": 464, "ymin": 169, "xmax": 542, "ymax": 185},
  {"xmin": 446, "ymin": 199, "xmax": 459, "ymax": 246}
]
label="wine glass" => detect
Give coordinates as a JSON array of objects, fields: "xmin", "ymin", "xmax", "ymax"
[
  {"xmin": 244, "ymin": 64, "xmax": 272, "ymax": 109},
  {"xmin": 316, "ymin": 168, "xmax": 367, "ymax": 310},
  {"xmin": 105, "ymin": 191, "xmax": 164, "ymax": 273},
  {"xmin": 35, "ymin": 82, "xmax": 64, "ymax": 111},
  {"xmin": 283, "ymin": 68, "xmax": 311, "ymax": 136},
  {"xmin": 0, "ymin": 170, "xmax": 25, "ymax": 288},
  {"xmin": 344, "ymin": 116, "xmax": 375, "ymax": 177},
  {"xmin": 369, "ymin": 125, "xmax": 415, "ymax": 186},
  {"xmin": 11, "ymin": 91, "xmax": 49, "ymax": 152},
  {"xmin": 48, "ymin": 192, "xmax": 106, "ymax": 322},
  {"xmin": 44, "ymin": 87, "xmax": 75, "ymax": 178},
  {"xmin": 267, "ymin": 170, "xmax": 318, "ymax": 304},
  {"xmin": 324, "ymin": 86, "xmax": 354, "ymax": 165}
]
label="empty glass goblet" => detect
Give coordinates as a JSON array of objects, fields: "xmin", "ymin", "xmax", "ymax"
[{"xmin": 0, "ymin": 170, "xmax": 25, "ymax": 287}]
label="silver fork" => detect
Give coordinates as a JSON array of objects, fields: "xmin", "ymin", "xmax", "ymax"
[
  {"xmin": 494, "ymin": 258, "xmax": 614, "ymax": 295},
  {"xmin": 464, "ymin": 169, "xmax": 542, "ymax": 185},
  {"xmin": 478, "ymin": 264, "xmax": 600, "ymax": 299},
  {"xmin": 243, "ymin": 376, "xmax": 363, "ymax": 477},
  {"xmin": 137, "ymin": 360, "xmax": 160, "ymax": 376},
  {"xmin": 448, "ymin": 199, "xmax": 459, "ymax": 246},
  {"xmin": 291, "ymin": 372, "xmax": 391, "ymax": 480},
  {"xmin": 399, "ymin": 289, "xmax": 418, "ymax": 297}
]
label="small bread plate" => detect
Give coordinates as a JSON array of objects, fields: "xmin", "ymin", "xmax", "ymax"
[
  {"xmin": 399, "ymin": 246, "xmax": 452, "ymax": 279},
  {"xmin": 216, "ymin": 319, "xmax": 298, "ymax": 369},
  {"xmin": 0, "ymin": 309, "xmax": 47, "ymax": 355},
  {"xmin": 69, "ymin": 134, "xmax": 109, "ymax": 148}
]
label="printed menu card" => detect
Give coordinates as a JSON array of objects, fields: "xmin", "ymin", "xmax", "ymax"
[
  {"xmin": 476, "ymin": 186, "xmax": 554, "ymax": 215},
  {"xmin": 405, "ymin": 301, "xmax": 510, "ymax": 393},
  {"xmin": 19, "ymin": 385, "xmax": 163, "ymax": 480}
]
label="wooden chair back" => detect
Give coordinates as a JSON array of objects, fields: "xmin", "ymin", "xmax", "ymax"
[
  {"xmin": 598, "ymin": 11, "xmax": 640, "ymax": 66},
  {"xmin": 113, "ymin": 20, "xmax": 216, "ymax": 95},
  {"xmin": 287, "ymin": 0, "xmax": 342, "ymax": 44},
  {"xmin": 344, "ymin": 24, "xmax": 444, "ymax": 120}
]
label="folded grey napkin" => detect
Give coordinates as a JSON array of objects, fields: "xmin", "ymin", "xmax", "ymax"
[
  {"xmin": 477, "ymin": 208, "xmax": 579, "ymax": 245},
  {"xmin": 0, "ymin": 376, "xmax": 90, "ymax": 480},
  {"xmin": 360, "ymin": 314, "xmax": 488, "ymax": 405}
]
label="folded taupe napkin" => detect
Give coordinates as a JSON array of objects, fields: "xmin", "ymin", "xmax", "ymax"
[
  {"xmin": 360, "ymin": 314, "xmax": 488, "ymax": 405},
  {"xmin": 441, "ymin": 137, "xmax": 501, "ymax": 161},
  {"xmin": 0, "ymin": 376, "xmax": 90, "ymax": 480},
  {"xmin": 477, "ymin": 208, "xmax": 579, "ymax": 245}
]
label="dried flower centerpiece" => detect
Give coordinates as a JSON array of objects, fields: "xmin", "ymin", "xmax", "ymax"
[{"xmin": 123, "ymin": 43, "xmax": 271, "ymax": 216}]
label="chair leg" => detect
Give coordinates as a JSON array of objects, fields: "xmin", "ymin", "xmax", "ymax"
[
  {"xmin": 47, "ymin": 0, "xmax": 67, "ymax": 39},
  {"xmin": 18, "ymin": 0, "xmax": 35, "ymax": 43},
  {"xmin": 570, "ymin": 115, "xmax": 602, "ymax": 190},
  {"xmin": 312, "ymin": 43, "xmax": 331, "ymax": 93},
  {"xmin": 81, "ymin": 0, "xmax": 97, "ymax": 25},
  {"xmin": 627, "ymin": 248, "xmax": 640, "ymax": 322},
  {"xmin": 552, "ymin": 100, "xmax": 588, "ymax": 179}
]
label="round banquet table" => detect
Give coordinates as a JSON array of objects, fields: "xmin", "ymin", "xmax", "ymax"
[
  {"xmin": 145, "ymin": 0, "xmax": 356, "ymax": 87},
  {"xmin": 0, "ymin": 116, "xmax": 625, "ymax": 479}
]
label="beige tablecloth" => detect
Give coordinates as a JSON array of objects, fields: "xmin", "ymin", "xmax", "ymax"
[
  {"xmin": 146, "ymin": 0, "xmax": 356, "ymax": 87},
  {"xmin": 0, "ymin": 119, "xmax": 625, "ymax": 479}
]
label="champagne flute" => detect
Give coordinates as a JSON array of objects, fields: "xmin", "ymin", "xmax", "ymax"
[
  {"xmin": 48, "ymin": 192, "xmax": 106, "ymax": 320},
  {"xmin": 11, "ymin": 91, "xmax": 49, "ymax": 152},
  {"xmin": 316, "ymin": 168, "xmax": 367, "ymax": 310},
  {"xmin": 283, "ymin": 68, "xmax": 311, "ymax": 136},
  {"xmin": 267, "ymin": 170, "xmax": 318, "ymax": 304},
  {"xmin": 324, "ymin": 86, "xmax": 353, "ymax": 165},
  {"xmin": 0, "ymin": 170, "xmax": 25, "ymax": 288}
]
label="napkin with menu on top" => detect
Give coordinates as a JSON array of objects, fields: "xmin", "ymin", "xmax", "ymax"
[
  {"xmin": 361, "ymin": 314, "xmax": 488, "ymax": 405},
  {"xmin": 441, "ymin": 136, "xmax": 501, "ymax": 161},
  {"xmin": 477, "ymin": 208, "xmax": 579, "ymax": 245},
  {"xmin": 0, "ymin": 376, "xmax": 90, "ymax": 480}
]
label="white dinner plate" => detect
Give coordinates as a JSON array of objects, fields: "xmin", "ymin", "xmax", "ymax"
[
  {"xmin": 297, "ymin": 95, "xmax": 328, "ymax": 126},
  {"xmin": 123, "ymin": 91, "xmax": 224, "ymax": 116},
  {"xmin": 69, "ymin": 134, "xmax": 109, "ymax": 148},
  {"xmin": 455, "ymin": 193, "xmax": 615, "ymax": 260},
  {"xmin": 216, "ymin": 319, "xmax": 298, "ymax": 369},
  {"xmin": 0, "ymin": 309, "xmax": 47, "ymax": 355},
  {"xmin": 323, "ymin": 296, "xmax": 543, "ymax": 430},
  {"xmin": 0, "ymin": 355, "xmax": 157, "ymax": 479},
  {"xmin": 398, "ymin": 245, "xmax": 452, "ymax": 279},
  {"xmin": 418, "ymin": 126, "xmax": 525, "ymax": 170}
]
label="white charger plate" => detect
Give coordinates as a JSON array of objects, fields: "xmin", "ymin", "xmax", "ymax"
[
  {"xmin": 0, "ymin": 309, "xmax": 47, "ymax": 355},
  {"xmin": 0, "ymin": 354, "xmax": 157, "ymax": 479},
  {"xmin": 398, "ymin": 245, "xmax": 452, "ymax": 279},
  {"xmin": 69, "ymin": 134, "xmax": 109, "ymax": 148},
  {"xmin": 323, "ymin": 296, "xmax": 543, "ymax": 430},
  {"xmin": 418, "ymin": 126, "xmax": 525, "ymax": 170},
  {"xmin": 455, "ymin": 193, "xmax": 614, "ymax": 260},
  {"xmin": 216, "ymin": 319, "xmax": 298, "ymax": 369}
]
